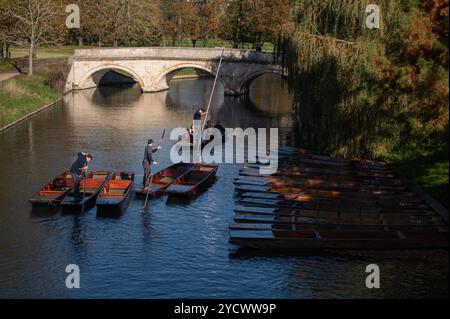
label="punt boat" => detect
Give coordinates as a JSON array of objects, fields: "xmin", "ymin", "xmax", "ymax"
[
  {"xmin": 165, "ymin": 164, "xmax": 218, "ymax": 197},
  {"xmin": 29, "ymin": 171, "xmax": 74, "ymax": 207},
  {"xmin": 134, "ymin": 163, "xmax": 197, "ymax": 197},
  {"xmin": 96, "ymin": 172, "xmax": 135, "ymax": 215},
  {"xmin": 61, "ymin": 171, "xmax": 111, "ymax": 212}
]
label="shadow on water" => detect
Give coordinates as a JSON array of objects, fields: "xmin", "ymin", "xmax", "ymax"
[
  {"xmin": 96, "ymin": 210, "xmax": 123, "ymax": 220},
  {"xmin": 229, "ymin": 246, "xmax": 450, "ymax": 262},
  {"xmin": 94, "ymin": 84, "xmax": 141, "ymax": 102},
  {"xmin": 70, "ymin": 215, "xmax": 90, "ymax": 255},
  {"xmin": 165, "ymin": 195, "xmax": 197, "ymax": 207},
  {"xmin": 30, "ymin": 206, "xmax": 61, "ymax": 221},
  {"xmin": 229, "ymin": 247, "xmax": 353, "ymax": 260}
]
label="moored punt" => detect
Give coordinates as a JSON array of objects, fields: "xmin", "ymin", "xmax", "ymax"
[
  {"xmin": 235, "ymin": 184, "xmax": 420, "ymax": 202},
  {"xmin": 234, "ymin": 204, "xmax": 435, "ymax": 218},
  {"xmin": 165, "ymin": 163, "xmax": 218, "ymax": 197},
  {"xmin": 234, "ymin": 176, "xmax": 406, "ymax": 192},
  {"xmin": 239, "ymin": 167, "xmax": 399, "ymax": 182},
  {"xmin": 61, "ymin": 171, "xmax": 111, "ymax": 212},
  {"xmin": 29, "ymin": 171, "xmax": 74, "ymax": 207},
  {"xmin": 233, "ymin": 213, "xmax": 445, "ymax": 229},
  {"xmin": 96, "ymin": 172, "xmax": 135, "ymax": 215},
  {"xmin": 134, "ymin": 163, "xmax": 196, "ymax": 197},
  {"xmin": 229, "ymin": 229, "xmax": 449, "ymax": 250},
  {"xmin": 237, "ymin": 188, "xmax": 425, "ymax": 205},
  {"xmin": 238, "ymin": 168, "xmax": 404, "ymax": 186}
]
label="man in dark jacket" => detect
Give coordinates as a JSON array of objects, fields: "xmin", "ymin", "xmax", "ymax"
[
  {"xmin": 143, "ymin": 139, "xmax": 161, "ymax": 187},
  {"xmin": 193, "ymin": 107, "xmax": 206, "ymax": 121},
  {"xmin": 70, "ymin": 152, "xmax": 93, "ymax": 201}
]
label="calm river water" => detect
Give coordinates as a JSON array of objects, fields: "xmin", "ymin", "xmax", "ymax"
[{"xmin": 0, "ymin": 75, "xmax": 447, "ymax": 298}]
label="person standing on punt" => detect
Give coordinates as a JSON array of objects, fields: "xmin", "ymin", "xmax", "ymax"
[
  {"xmin": 193, "ymin": 107, "xmax": 206, "ymax": 160},
  {"xmin": 143, "ymin": 139, "xmax": 161, "ymax": 188},
  {"xmin": 70, "ymin": 152, "xmax": 93, "ymax": 201},
  {"xmin": 193, "ymin": 107, "xmax": 206, "ymax": 122}
]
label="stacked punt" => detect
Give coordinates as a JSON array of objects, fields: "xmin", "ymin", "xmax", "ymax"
[{"xmin": 230, "ymin": 147, "xmax": 449, "ymax": 250}]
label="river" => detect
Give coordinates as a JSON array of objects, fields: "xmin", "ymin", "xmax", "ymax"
[{"xmin": 0, "ymin": 75, "xmax": 447, "ymax": 298}]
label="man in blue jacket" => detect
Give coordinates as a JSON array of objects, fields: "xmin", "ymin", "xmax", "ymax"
[{"xmin": 70, "ymin": 152, "xmax": 93, "ymax": 201}]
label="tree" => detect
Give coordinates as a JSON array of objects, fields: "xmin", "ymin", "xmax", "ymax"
[
  {"xmin": 160, "ymin": 0, "xmax": 199, "ymax": 46},
  {"xmin": 197, "ymin": 0, "xmax": 227, "ymax": 47},
  {"xmin": 0, "ymin": 0, "xmax": 57, "ymax": 75},
  {"xmin": 221, "ymin": 0, "xmax": 289, "ymax": 49}
]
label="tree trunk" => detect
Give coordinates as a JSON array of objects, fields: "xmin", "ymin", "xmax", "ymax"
[
  {"xmin": 28, "ymin": 45, "xmax": 34, "ymax": 76},
  {"xmin": 192, "ymin": 39, "xmax": 197, "ymax": 47},
  {"xmin": 78, "ymin": 36, "xmax": 83, "ymax": 46}
]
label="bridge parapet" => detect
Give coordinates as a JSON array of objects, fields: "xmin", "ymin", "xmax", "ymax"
[{"xmin": 72, "ymin": 47, "xmax": 276, "ymax": 64}]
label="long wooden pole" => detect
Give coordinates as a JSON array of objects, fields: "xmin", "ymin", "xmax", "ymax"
[
  {"xmin": 81, "ymin": 168, "xmax": 87, "ymax": 213},
  {"xmin": 197, "ymin": 48, "xmax": 225, "ymax": 160},
  {"xmin": 203, "ymin": 48, "xmax": 224, "ymax": 125}
]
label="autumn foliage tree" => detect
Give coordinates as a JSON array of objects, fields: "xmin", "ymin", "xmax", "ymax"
[
  {"xmin": 222, "ymin": 0, "xmax": 291, "ymax": 49},
  {"xmin": 284, "ymin": 0, "xmax": 448, "ymax": 159}
]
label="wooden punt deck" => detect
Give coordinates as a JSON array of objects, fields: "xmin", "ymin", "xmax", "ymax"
[{"xmin": 229, "ymin": 147, "xmax": 449, "ymax": 250}]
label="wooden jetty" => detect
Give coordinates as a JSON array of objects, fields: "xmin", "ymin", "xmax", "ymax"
[{"xmin": 229, "ymin": 147, "xmax": 449, "ymax": 250}]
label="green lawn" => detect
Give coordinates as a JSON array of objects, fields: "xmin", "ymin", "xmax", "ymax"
[
  {"xmin": 0, "ymin": 60, "xmax": 13, "ymax": 73},
  {"xmin": 384, "ymin": 149, "xmax": 449, "ymax": 209},
  {"xmin": 0, "ymin": 73, "xmax": 60, "ymax": 128},
  {"xmin": 174, "ymin": 67, "xmax": 210, "ymax": 76}
]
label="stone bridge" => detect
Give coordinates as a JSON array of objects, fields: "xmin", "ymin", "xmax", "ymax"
[{"xmin": 65, "ymin": 47, "xmax": 283, "ymax": 95}]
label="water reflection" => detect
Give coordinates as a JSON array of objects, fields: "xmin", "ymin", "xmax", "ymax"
[{"xmin": 249, "ymin": 74, "xmax": 293, "ymax": 114}]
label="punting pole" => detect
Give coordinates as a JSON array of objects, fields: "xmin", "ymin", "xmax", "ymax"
[
  {"xmin": 81, "ymin": 168, "xmax": 88, "ymax": 213},
  {"xmin": 143, "ymin": 129, "xmax": 166, "ymax": 210},
  {"xmin": 197, "ymin": 47, "xmax": 225, "ymax": 161},
  {"xmin": 203, "ymin": 47, "xmax": 225, "ymax": 125}
]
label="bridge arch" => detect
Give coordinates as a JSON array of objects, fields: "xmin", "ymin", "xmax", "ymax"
[
  {"xmin": 154, "ymin": 62, "xmax": 223, "ymax": 92},
  {"xmin": 78, "ymin": 64, "xmax": 145, "ymax": 90},
  {"xmin": 238, "ymin": 68, "xmax": 283, "ymax": 94}
]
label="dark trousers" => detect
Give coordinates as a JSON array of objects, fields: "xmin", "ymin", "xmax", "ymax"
[
  {"xmin": 72, "ymin": 173, "xmax": 81, "ymax": 199},
  {"xmin": 143, "ymin": 161, "xmax": 151, "ymax": 187}
]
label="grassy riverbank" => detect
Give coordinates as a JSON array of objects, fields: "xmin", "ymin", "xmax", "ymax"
[
  {"xmin": 383, "ymin": 146, "xmax": 449, "ymax": 209},
  {"xmin": 0, "ymin": 63, "xmax": 66, "ymax": 128},
  {"xmin": 0, "ymin": 60, "xmax": 13, "ymax": 73}
]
